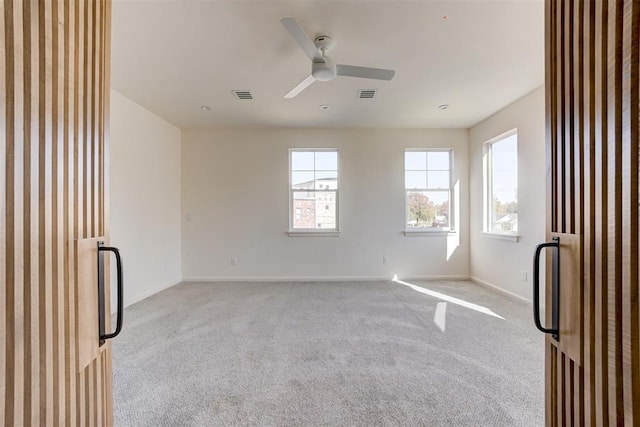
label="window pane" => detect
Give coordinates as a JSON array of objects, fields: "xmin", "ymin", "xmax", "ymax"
[
  {"xmin": 406, "ymin": 191, "xmax": 449, "ymax": 228},
  {"xmin": 405, "ymin": 151, "xmax": 427, "ymax": 170},
  {"xmin": 315, "ymin": 170, "xmax": 338, "ymax": 190},
  {"xmin": 315, "ymin": 191, "xmax": 336, "ymax": 229},
  {"xmin": 315, "ymin": 151, "xmax": 337, "ymax": 171},
  {"xmin": 292, "ymin": 191, "xmax": 316, "ymax": 229},
  {"xmin": 291, "ymin": 151, "xmax": 314, "ymax": 171},
  {"xmin": 489, "ymin": 133, "xmax": 518, "ymax": 233},
  {"xmin": 491, "ymin": 199, "xmax": 518, "ymax": 233},
  {"xmin": 291, "ymin": 171, "xmax": 314, "ymax": 187},
  {"xmin": 292, "ymin": 191, "xmax": 336, "ymax": 229},
  {"xmin": 427, "ymin": 171, "xmax": 449, "ymax": 189},
  {"xmin": 427, "ymin": 151, "xmax": 450, "ymax": 171},
  {"xmin": 405, "ymin": 171, "xmax": 427, "ymax": 189}
]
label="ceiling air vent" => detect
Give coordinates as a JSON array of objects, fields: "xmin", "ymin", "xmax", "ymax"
[
  {"xmin": 232, "ymin": 90, "xmax": 254, "ymax": 100},
  {"xmin": 357, "ymin": 89, "xmax": 377, "ymax": 99}
]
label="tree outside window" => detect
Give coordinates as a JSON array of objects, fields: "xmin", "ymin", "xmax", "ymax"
[{"xmin": 405, "ymin": 150, "xmax": 452, "ymax": 230}]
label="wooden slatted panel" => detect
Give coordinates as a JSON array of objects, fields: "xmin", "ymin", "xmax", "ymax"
[
  {"xmin": 545, "ymin": 0, "xmax": 640, "ymax": 425},
  {"xmin": 1, "ymin": 1, "xmax": 112, "ymax": 425}
]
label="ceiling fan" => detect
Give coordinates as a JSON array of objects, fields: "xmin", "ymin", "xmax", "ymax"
[{"xmin": 280, "ymin": 18, "xmax": 396, "ymax": 99}]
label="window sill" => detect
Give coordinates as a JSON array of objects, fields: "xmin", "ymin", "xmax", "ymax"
[
  {"xmin": 287, "ymin": 230, "xmax": 341, "ymax": 237},
  {"xmin": 403, "ymin": 230, "xmax": 456, "ymax": 237},
  {"xmin": 482, "ymin": 232, "xmax": 520, "ymax": 242}
]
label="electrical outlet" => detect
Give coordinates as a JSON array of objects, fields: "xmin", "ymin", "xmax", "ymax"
[
  {"xmin": 521, "ymin": 271, "xmax": 528, "ymax": 282},
  {"xmin": 382, "ymin": 256, "xmax": 390, "ymax": 265},
  {"xmin": 231, "ymin": 257, "xmax": 238, "ymax": 266}
]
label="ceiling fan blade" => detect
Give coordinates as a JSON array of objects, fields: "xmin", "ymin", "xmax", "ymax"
[
  {"xmin": 280, "ymin": 18, "xmax": 323, "ymax": 62},
  {"xmin": 336, "ymin": 64, "xmax": 395, "ymax": 81},
  {"xmin": 284, "ymin": 75, "xmax": 316, "ymax": 99}
]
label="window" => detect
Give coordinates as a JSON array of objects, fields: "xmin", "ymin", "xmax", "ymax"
[
  {"xmin": 404, "ymin": 150, "xmax": 452, "ymax": 230},
  {"xmin": 290, "ymin": 149, "xmax": 338, "ymax": 231},
  {"xmin": 485, "ymin": 130, "xmax": 518, "ymax": 234}
]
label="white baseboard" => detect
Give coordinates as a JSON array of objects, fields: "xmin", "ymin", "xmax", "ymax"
[
  {"xmin": 121, "ymin": 276, "xmax": 475, "ymax": 310},
  {"xmin": 183, "ymin": 276, "xmax": 385, "ymax": 282},
  {"xmin": 403, "ymin": 275, "xmax": 470, "ymax": 282},
  {"xmin": 182, "ymin": 275, "xmax": 470, "ymax": 283},
  {"xmin": 470, "ymin": 276, "xmax": 532, "ymax": 304}
]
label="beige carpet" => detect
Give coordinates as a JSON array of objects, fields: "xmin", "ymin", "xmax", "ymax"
[{"xmin": 113, "ymin": 280, "xmax": 544, "ymax": 426}]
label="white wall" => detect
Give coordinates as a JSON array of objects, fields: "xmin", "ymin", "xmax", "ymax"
[
  {"xmin": 110, "ymin": 90, "xmax": 182, "ymax": 307},
  {"xmin": 469, "ymin": 85, "xmax": 546, "ymax": 301},
  {"xmin": 182, "ymin": 128, "xmax": 469, "ymax": 280}
]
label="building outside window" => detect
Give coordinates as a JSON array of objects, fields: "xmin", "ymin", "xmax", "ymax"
[
  {"xmin": 485, "ymin": 130, "xmax": 518, "ymax": 233},
  {"xmin": 404, "ymin": 149, "xmax": 452, "ymax": 230},
  {"xmin": 290, "ymin": 149, "xmax": 338, "ymax": 230}
]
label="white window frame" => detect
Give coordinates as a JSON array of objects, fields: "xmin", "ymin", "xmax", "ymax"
[
  {"xmin": 288, "ymin": 148, "xmax": 340, "ymax": 236},
  {"xmin": 483, "ymin": 129, "xmax": 519, "ymax": 238},
  {"xmin": 403, "ymin": 148, "xmax": 454, "ymax": 234}
]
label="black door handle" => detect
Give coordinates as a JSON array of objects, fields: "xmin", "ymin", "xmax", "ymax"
[
  {"xmin": 98, "ymin": 242, "xmax": 124, "ymax": 345},
  {"xmin": 533, "ymin": 237, "xmax": 559, "ymax": 341}
]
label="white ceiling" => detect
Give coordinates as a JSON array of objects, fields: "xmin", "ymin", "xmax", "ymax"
[{"xmin": 111, "ymin": 0, "xmax": 544, "ymax": 129}]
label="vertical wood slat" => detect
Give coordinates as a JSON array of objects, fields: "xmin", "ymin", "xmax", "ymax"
[
  {"xmin": 564, "ymin": 0, "xmax": 574, "ymax": 235},
  {"xmin": 572, "ymin": 1, "xmax": 585, "ymax": 423},
  {"xmin": 40, "ymin": 0, "xmax": 54, "ymax": 424},
  {"xmin": 53, "ymin": 0, "xmax": 67, "ymax": 423},
  {"xmin": 622, "ymin": 2, "xmax": 640, "ymax": 425},
  {"xmin": 53, "ymin": 0, "xmax": 62, "ymax": 420},
  {"xmin": 71, "ymin": 1, "xmax": 86, "ymax": 425},
  {"xmin": 606, "ymin": 0, "xmax": 623, "ymax": 424},
  {"xmin": 567, "ymin": 359, "xmax": 573, "ymax": 426},
  {"xmin": 74, "ymin": 0, "xmax": 85, "ymax": 422},
  {"xmin": 559, "ymin": 352, "xmax": 565, "ymax": 426},
  {"xmin": 63, "ymin": 0, "xmax": 77, "ymax": 424},
  {"xmin": 2, "ymin": 1, "xmax": 112, "ymax": 426},
  {"xmin": 12, "ymin": 3, "xmax": 26, "ymax": 426},
  {"xmin": 40, "ymin": 1, "xmax": 51, "ymax": 424},
  {"xmin": 594, "ymin": 1, "xmax": 609, "ymax": 424},
  {"xmin": 548, "ymin": 344, "xmax": 557, "ymax": 427},
  {"xmin": 556, "ymin": 0, "xmax": 564, "ymax": 233},
  {"xmin": 81, "ymin": 0, "xmax": 88, "ymax": 241},
  {"xmin": 102, "ymin": 0, "xmax": 113, "ymax": 423},
  {"xmin": 91, "ymin": 0, "xmax": 98, "ymax": 239},
  {"xmin": 621, "ymin": 0, "xmax": 640, "ymax": 425},
  {"xmin": 82, "ymin": 0, "xmax": 93, "ymax": 421},
  {"xmin": 23, "ymin": 0, "xmax": 36, "ymax": 425},
  {"xmin": 620, "ymin": 1, "xmax": 640, "ymax": 425},
  {"xmin": 582, "ymin": 1, "xmax": 596, "ymax": 425},
  {"xmin": 2, "ymin": 0, "xmax": 14, "ymax": 423},
  {"xmin": 546, "ymin": 0, "xmax": 640, "ymax": 425},
  {"xmin": 573, "ymin": 2, "xmax": 585, "ymax": 425},
  {"xmin": 0, "ymin": 0, "xmax": 6, "ymax": 422},
  {"xmin": 546, "ymin": 0, "xmax": 557, "ymax": 233}
]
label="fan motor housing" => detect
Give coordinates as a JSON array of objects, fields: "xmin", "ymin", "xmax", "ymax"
[
  {"xmin": 314, "ymin": 35, "xmax": 335, "ymax": 52},
  {"xmin": 312, "ymin": 56, "xmax": 336, "ymax": 81}
]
